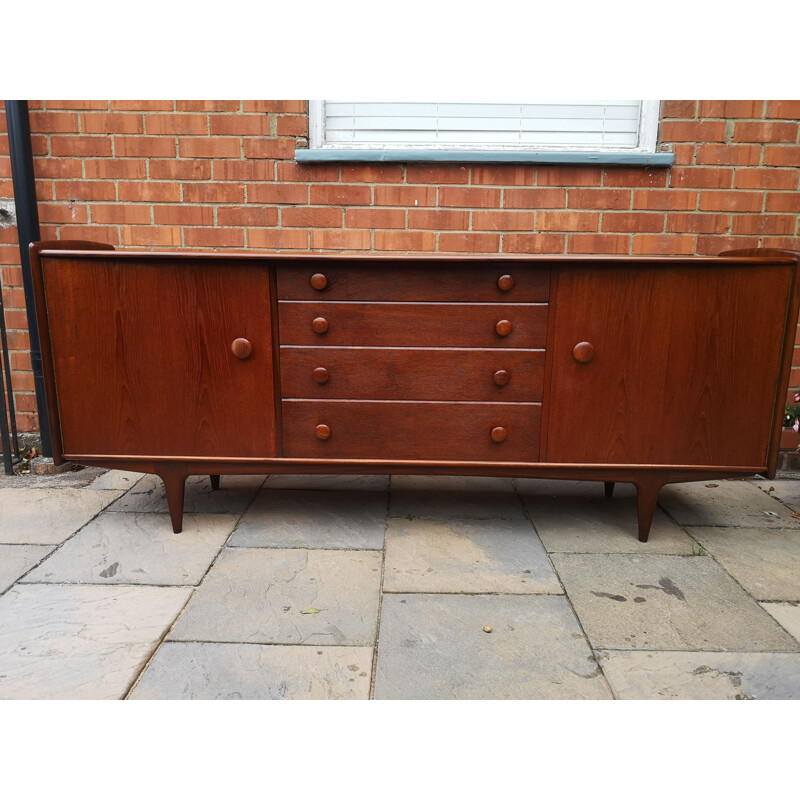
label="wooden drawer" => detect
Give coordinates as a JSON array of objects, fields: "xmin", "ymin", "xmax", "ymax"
[
  {"xmin": 280, "ymin": 347, "xmax": 545, "ymax": 402},
  {"xmin": 282, "ymin": 400, "xmax": 541, "ymax": 462},
  {"xmin": 278, "ymin": 302, "xmax": 548, "ymax": 348},
  {"xmin": 276, "ymin": 262, "xmax": 549, "ymax": 302}
]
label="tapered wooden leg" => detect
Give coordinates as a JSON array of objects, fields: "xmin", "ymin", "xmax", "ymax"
[
  {"xmin": 604, "ymin": 481, "xmax": 615, "ymax": 499},
  {"xmin": 209, "ymin": 474, "xmax": 220, "ymax": 491},
  {"xmin": 156, "ymin": 465, "xmax": 187, "ymax": 533},
  {"xmin": 633, "ymin": 477, "xmax": 663, "ymax": 543}
]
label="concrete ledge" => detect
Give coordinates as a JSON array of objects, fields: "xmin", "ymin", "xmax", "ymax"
[{"xmin": 30, "ymin": 457, "xmax": 74, "ymax": 476}]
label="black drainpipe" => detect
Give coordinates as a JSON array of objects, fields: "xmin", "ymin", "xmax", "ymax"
[{"xmin": 5, "ymin": 100, "xmax": 52, "ymax": 457}]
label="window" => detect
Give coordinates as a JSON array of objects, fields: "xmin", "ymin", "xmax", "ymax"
[{"xmin": 299, "ymin": 101, "xmax": 672, "ymax": 165}]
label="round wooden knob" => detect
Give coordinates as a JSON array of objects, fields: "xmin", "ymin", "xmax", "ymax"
[
  {"xmin": 495, "ymin": 319, "xmax": 513, "ymax": 337},
  {"xmin": 310, "ymin": 273, "xmax": 328, "ymax": 290},
  {"xmin": 493, "ymin": 369, "xmax": 510, "ymax": 386},
  {"xmin": 315, "ymin": 424, "xmax": 331, "ymax": 440},
  {"xmin": 312, "ymin": 316, "xmax": 329, "ymax": 334},
  {"xmin": 491, "ymin": 426, "xmax": 508, "ymax": 443},
  {"xmin": 497, "ymin": 274, "xmax": 515, "ymax": 292},
  {"xmin": 231, "ymin": 338, "xmax": 252, "ymax": 359},
  {"xmin": 313, "ymin": 367, "xmax": 329, "ymax": 384},
  {"xmin": 573, "ymin": 342, "xmax": 596, "ymax": 363}
]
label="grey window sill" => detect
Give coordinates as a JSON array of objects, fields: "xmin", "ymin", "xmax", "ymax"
[{"xmin": 295, "ymin": 148, "xmax": 674, "ymax": 166}]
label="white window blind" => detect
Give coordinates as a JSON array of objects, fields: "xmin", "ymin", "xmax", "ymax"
[{"xmin": 309, "ymin": 101, "xmax": 660, "ymax": 153}]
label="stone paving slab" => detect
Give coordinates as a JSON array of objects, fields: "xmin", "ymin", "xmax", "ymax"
[
  {"xmin": 517, "ymin": 481, "xmax": 694, "ymax": 554},
  {"xmin": 756, "ymin": 479, "xmax": 800, "ymax": 512},
  {"xmin": 0, "ymin": 545, "xmax": 55, "ymax": 594},
  {"xmin": 0, "ymin": 487, "xmax": 125, "ymax": 545},
  {"xmin": 168, "ymin": 548, "xmax": 382, "ymax": 646},
  {"xmin": 658, "ymin": 480, "xmax": 800, "ymax": 528},
  {"xmin": 374, "ymin": 594, "xmax": 611, "ymax": 699},
  {"xmin": 87, "ymin": 469, "xmax": 146, "ymax": 491},
  {"xmin": 691, "ymin": 527, "xmax": 800, "ymax": 601},
  {"xmin": 21, "ymin": 513, "xmax": 235, "ymax": 586},
  {"xmin": 106, "ymin": 474, "xmax": 265, "ymax": 515},
  {"xmin": 596, "ymin": 650, "xmax": 800, "ymax": 699},
  {"xmin": 229, "ymin": 489, "xmax": 387, "ymax": 550},
  {"xmin": 383, "ymin": 518, "xmax": 560, "ymax": 594},
  {"xmin": 263, "ymin": 474, "xmax": 390, "ymax": 491},
  {"xmin": 551, "ymin": 553, "xmax": 800, "ymax": 652},
  {"xmin": 760, "ymin": 602, "xmax": 800, "ymax": 642},
  {"xmin": 129, "ymin": 642, "xmax": 372, "ymax": 699},
  {"xmin": 389, "ymin": 475, "xmax": 524, "ymax": 520},
  {"xmin": 0, "ymin": 584, "xmax": 191, "ymax": 699}
]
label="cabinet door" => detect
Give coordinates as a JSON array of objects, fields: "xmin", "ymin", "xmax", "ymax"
[
  {"xmin": 545, "ymin": 264, "xmax": 793, "ymax": 467},
  {"xmin": 43, "ymin": 257, "xmax": 276, "ymax": 459}
]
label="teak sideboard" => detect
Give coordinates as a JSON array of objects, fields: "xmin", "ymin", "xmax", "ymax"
[{"xmin": 30, "ymin": 241, "xmax": 800, "ymax": 541}]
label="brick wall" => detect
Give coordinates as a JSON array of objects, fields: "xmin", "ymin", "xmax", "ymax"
[{"xmin": 2, "ymin": 99, "xmax": 800, "ymax": 435}]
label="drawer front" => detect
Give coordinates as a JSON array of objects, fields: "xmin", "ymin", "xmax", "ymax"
[
  {"xmin": 276, "ymin": 263, "xmax": 549, "ymax": 302},
  {"xmin": 280, "ymin": 347, "xmax": 545, "ymax": 402},
  {"xmin": 282, "ymin": 400, "xmax": 541, "ymax": 462},
  {"xmin": 278, "ymin": 302, "xmax": 548, "ymax": 348}
]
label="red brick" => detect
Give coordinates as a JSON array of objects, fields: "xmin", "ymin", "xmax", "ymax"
[
  {"xmin": 537, "ymin": 211, "xmax": 599, "ymax": 232},
  {"xmin": 38, "ymin": 224, "xmax": 58, "ymax": 239},
  {"xmin": 696, "ymin": 235, "xmax": 760, "ymax": 255},
  {"xmin": 671, "ymin": 143, "xmax": 694, "ymax": 164},
  {"xmin": 699, "ymin": 191, "xmax": 763, "ymax": 212},
  {"xmin": 243, "ymin": 139, "xmax": 296, "ymax": 160},
  {"xmin": 670, "ymin": 167, "xmax": 733, "ymax": 189},
  {"xmin": 182, "ymin": 183, "xmax": 245, "ymax": 204},
  {"xmin": 472, "ymin": 211, "xmax": 535, "ymax": 231},
  {"xmin": 38, "ymin": 202, "xmax": 88, "ymax": 223},
  {"xmin": 55, "ymin": 181, "xmax": 116, "ymax": 201},
  {"xmin": 734, "ymin": 168, "xmax": 798, "ymax": 190},
  {"xmin": 2, "ymin": 310, "xmax": 26, "ymax": 329},
  {"xmin": 31, "ymin": 135, "xmax": 49, "ymax": 156},
  {"xmin": 276, "ymin": 115, "xmax": 308, "ymax": 136},
  {"xmin": 438, "ymin": 232, "xmax": 500, "ymax": 253},
  {"xmin": 468, "ymin": 165, "xmax": 536, "ymax": 186},
  {"xmin": 119, "ymin": 181, "xmax": 182, "ymax": 203},
  {"xmin": 1, "ymin": 265, "xmax": 23, "ymax": 285},
  {"xmin": 502, "ymin": 233, "xmax": 566, "ymax": 254},
  {"xmin": 110, "ymin": 101, "xmax": 174, "ymax": 111},
  {"xmin": 120, "ymin": 226, "xmax": 182, "ymax": 247},
  {"xmin": 632, "ymin": 234, "xmax": 696, "ymax": 255},
  {"xmin": 660, "ymin": 120, "xmax": 727, "ymax": 142},
  {"xmin": 50, "ymin": 136, "xmax": 112, "ymax": 157},
  {"xmin": 11, "ymin": 371, "xmax": 35, "ymax": 392},
  {"xmin": 248, "ymin": 183, "xmax": 309, "ymax": 204},
  {"xmin": 309, "ymin": 229, "xmax": 371, "ymax": 250},
  {"xmin": 602, "ymin": 212, "xmax": 665, "ymax": 233},
  {"xmin": 29, "ymin": 112, "xmax": 80, "ymax": 133},
  {"xmin": 6, "ymin": 330, "xmax": 30, "ymax": 349},
  {"xmin": 762, "ymin": 236, "xmax": 800, "ymax": 250},
  {"xmin": 184, "ymin": 228, "xmax": 245, "ymax": 248},
  {"xmin": 211, "ymin": 160, "xmax": 273, "ymax": 182},
  {"xmin": 10, "ymin": 350, "xmax": 32, "ymax": 370},
  {"xmin": 46, "ymin": 100, "xmax": 108, "ymax": 110},
  {"xmin": 35, "ymin": 179, "xmax": 54, "ymax": 201},
  {"xmin": 696, "ymin": 144, "xmax": 762, "ymax": 165},
  {"xmin": 568, "ymin": 188, "xmax": 631, "ymax": 210},
  {"xmin": 341, "ymin": 165, "xmax": 405, "ymax": 184},
  {"xmin": 153, "ymin": 205, "xmax": 214, "ymax": 226},
  {"xmin": 85, "ymin": 158, "xmax": 147, "ymax": 180},
  {"xmin": 763, "ymin": 146, "xmax": 800, "ymax": 166},
  {"xmin": 408, "ymin": 209, "xmax": 469, "ymax": 230},
  {"xmin": 276, "ymin": 161, "xmax": 340, "ymax": 183},
  {"xmin": 243, "ymin": 101, "xmax": 306, "ymax": 113},
  {"xmin": 374, "ymin": 230, "xmax": 436, "ymax": 251},
  {"xmin": 0, "ymin": 227, "xmax": 19, "ymax": 244},
  {"xmin": 766, "ymin": 193, "xmax": 800, "ymax": 212},
  {"xmin": 310, "ymin": 184, "xmax": 372, "ymax": 206},
  {"xmin": 633, "ymin": 190, "xmax": 697, "ymax": 210},
  {"xmin": 734, "ymin": 122, "xmax": 798, "ymax": 143},
  {"xmin": 210, "ymin": 115, "xmax": 271, "ymax": 136},
  {"xmin": 91, "ymin": 204, "xmax": 151, "ymax": 224},
  {"xmin": 538, "ymin": 166, "xmax": 602, "ymax": 186},
  {"xmin": 15, "ymin": 394, "xmax": 39, "ymax": 413},
  {"xmin": 375, "ymin": 186, "xmax": 436, "ymax": 207},
  {"xmin": 115, "ymin": 136, "xmax": 176, "ymax": 157},
  {"xmin": 660, "ymin": 100, "xmax": 697, "ymax": 118},
  {"xmin": 80, "ymin": 112, "xmax": 142, "ymax": 134},
  {"xmin": 178, "ymin": 137, "xmax": 240, "ymax": 158},
  {"xmin": 439, "ymin": 186, "xmax": 501, "ymax": 208},
  {"xmin": 176, "ymin": 101, "xmax": 241, "ymax": 112},
  {"xmin": 145, "ymin": 114, "xmax": 208, "ymax": 135},
  {"xmin": 345, "ymin": 208, "xmax": 406, "ymax": 229},
  {"xmin": 699, "ymin": 101, "xmax": 763, "ymax": 118},
  {"xmin": 603, "ymin": 168, "xmax": 669, "ymax": 188},
  {"xmin": 567, "ymin": 234, "xmax": 630, "ymax": 254},
  {"xmin": 731, "ymin": 215, "xmax": 796, "ymax": 235},
  {"xmin": 504, "ymin": 188, "xmax": 567, "ymax": 209},
  {"xmin": 667, "ymin": 213, "xmax": 731, "ymax": 234},
  {"xmin": 15, "ymin": 412, "xmax": 39, "ymax": 433},
  {"xmin": 282, "ymin": 206, "xmax": 342, "ymax": 228},
  {"xmin": 217, "ymin": 206, "xmax": 279, "ymax": 227},
  {"xmin": 34, "ymin": 158, "xmax": 83, "ymax": 179},
  {"xmin": 60, "ymin": 225, "xmax": 118, "ymax": 243},
  {"xmin": 248, "ymin": 228, "xmax": 309, "ymax": 249},
  {"xmin": 150, "ymin": 159, "xmax": 212, "ymax": 181},
  {"xmin": 766, "ymin": 101, "xmax": 800, "ymax": 119}
]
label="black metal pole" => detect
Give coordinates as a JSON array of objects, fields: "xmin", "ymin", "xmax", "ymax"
[{"xmin": 5, "ymin": 100, "xmax": 51, "ymax": 457}]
